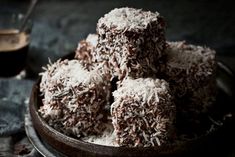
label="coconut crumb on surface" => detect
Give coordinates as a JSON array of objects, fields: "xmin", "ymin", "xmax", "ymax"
[{"xmin": 82, "ymin": 122, "xmax": 118, "ymax": 147}]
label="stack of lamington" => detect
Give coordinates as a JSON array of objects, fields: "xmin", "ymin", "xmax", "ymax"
[
  {"xmin": 75, "ymin": 7, "xmax": 216, "ymax": 146},
  {"xmin": 40, "ymin": 7, "xmax": 216, "ymax": 148}
]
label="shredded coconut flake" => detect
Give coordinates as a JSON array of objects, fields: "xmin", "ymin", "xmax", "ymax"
[
  {"xmin": 86, "ymin": 34, "xmax": 98, "ymax": 47},
  {"xmin": 113, "ymin": 78, "xmax": 169, "ymax": 103},
  {"xmin": 166, "ymin": 41, "xmax": 216, "ymax": 69},
  {"xmin": 162, "ymin": 41, "xmax": 216, "ymax": 96},
  {"xmin": 82, "ymin": 123, "xmax": 118, "ymax": 147},
  {"xmin": 98, "ymin": 7, "xmax": 160, "ymax": 31}
]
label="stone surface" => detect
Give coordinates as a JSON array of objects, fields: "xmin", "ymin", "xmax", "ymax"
[
  {"xmin": 0, "ymin": 78, "xmax": 34, "ymax": 156},
  {"xmin": 0, "ymin": 137, "xmax": 12, "ymax": 157}
]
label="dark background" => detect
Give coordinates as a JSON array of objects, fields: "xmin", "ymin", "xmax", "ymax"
[{"xmin": 1, "ymin": 0, "xmax": 235, "ymax": 76}]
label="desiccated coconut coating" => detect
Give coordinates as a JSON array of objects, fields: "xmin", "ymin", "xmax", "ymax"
[
  {"xmin": 111, "ymin": 78, "xmax": 176, "ymax": 147},
  {"xmin": 39, "ymin": 59, "xmax": 111, "ymax": 138},
  {"xmin": 75, "ymin": 34, "xmax": 98, "ymax": 70},
  {"xmin": 163, "ymin": 41, "xmax": 216, "ymax": 96},
  {"xmin": 96, "ymin": 7, "xmax": 166, "ymax": 80},
  {"xmin": 188, "ymin": 79, "xmax": 216, "ymax": 114},
  {"xmin": 175, "ymin": 79, "xmax": 217, "ymax": 136},
  {"xmin": 74, "ymin": 34, "xmax": 113, "ymax": 80}
]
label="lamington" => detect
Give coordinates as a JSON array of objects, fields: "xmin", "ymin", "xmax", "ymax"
[
  {"xmin": 175, "ymin": 79, "xmax": 217, "ymax": 136},
  {"xmin": 188, "ymin": 79, "xmax": 217, "ymax": 114},
  {"xmin": 96, "ymin": 7, "xmax": 166, "ymax": 80},
  {"xmin": 162, "ymin": 41, "xmax": 217, "ymax": 128},
  {"xmin": 162, "ymin": 41, "xmax": 216, "ymax": 97},
  {"xmin": 39, "ymin": 59, "xmax": 111, "ymax": 137},
  {"xmin": 111, "ymin": 78, "xmax": 176, "ymax": 147},
  {"xmin": 75, "ymin": 34, "xmax": 98, "ymax": 70}
]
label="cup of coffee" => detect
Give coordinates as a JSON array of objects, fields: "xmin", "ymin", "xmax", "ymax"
[{"xmin": 0, "ymin": 10, "xmax": 32, "ymax": 77}]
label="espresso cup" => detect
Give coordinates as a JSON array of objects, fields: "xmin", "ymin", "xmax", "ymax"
[{"xmin": 0, "ymin": 10, "xmax": 32, "ymax": 77}]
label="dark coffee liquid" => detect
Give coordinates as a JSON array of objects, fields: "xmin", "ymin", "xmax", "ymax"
[{"xmin": 0, "ymin": 29, "xmax": 29, "ymax": 77}]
